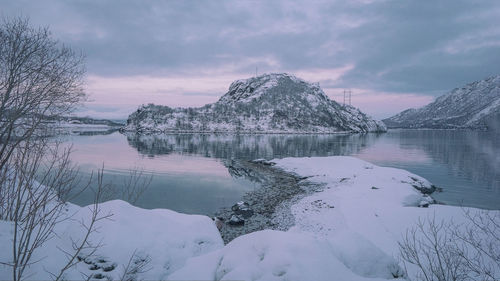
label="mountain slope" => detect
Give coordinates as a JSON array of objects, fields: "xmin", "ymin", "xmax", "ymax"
[
  {"xmin": 124, "ymin": 73, "xmax": 386, "ymax": 133},
  {"xmin": 383, "ymin": 75, "xmax": 500, "ymax": 130}
]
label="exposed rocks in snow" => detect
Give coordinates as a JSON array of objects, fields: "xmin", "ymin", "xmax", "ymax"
[
  {"xmin": 231, "ymin": 201, "xmax": 254, "ymax": 218},
  {"xmin": 214, "ymin": 160, "xmax": 323, "ymax": 244},
  {"xmin": 170, "ymin": 157, "xmax": 495, "ymax": 281},
  {"xmin": 2, "ymin": 157, "xmax": 497, "ymax": 281},
  {"xmin": 0, "ymin": 200, "xmax": 223, "ymax": 280},
  {"xmin": 405, "ymin": 176, "xmax": 441, "ymax": 195},
  {"xmin": 124, "ymin": 73, "xmax": 386, "ymax": 133},
  {"xmin": 213, "ymin": 217, "xmax": 224, "ymax": 230},
  {"xmin": 227, "ymin": 214, "xmax": 245, "ymax": 226},
  {"xmin": 383, "ymin": 75, "xmax": 500, "ymax": 130}
]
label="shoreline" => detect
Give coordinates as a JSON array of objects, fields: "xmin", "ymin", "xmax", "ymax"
[
  {"xmin": 3, "ymin": 156, "xmax": 498, "ymax": 280},
  {"xmin": 120, "ymin": 129, "xmax": 377, "ymax": 135},
  {"xmin": 214, "ymin": 157, "xmax": 445, "ymax": 245},
  {"xmin": 171, "ymin": 156, "xmax": 495, "ymax": 280},
  {"xmin": 214, "ymin": 160, "xmax": 325, "ymax": 244}
]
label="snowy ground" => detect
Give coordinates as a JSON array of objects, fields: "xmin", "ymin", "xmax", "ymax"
[
  {"xmin": 0, "ymin": 156, "xmax": 497, "ymax": 280},
  {"xmin": 169, "ymin": 157, "xmax": 498, "ymax": 281},
  {"xmin": 0, "ymin": 200, "xmax": 223, "ymax": 280}
]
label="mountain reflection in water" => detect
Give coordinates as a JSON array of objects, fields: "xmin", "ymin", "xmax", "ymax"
[{"xmin": 66, "ymin": 130, "xmax": 499, "ymax": 213}]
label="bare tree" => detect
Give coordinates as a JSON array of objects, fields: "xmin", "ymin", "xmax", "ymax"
[
  {"xmin": 0, "ymin": 17, "xmax": 155, "ymax": 281},
  {"xmin": 0, "ymin": 137, "xmax": 112, "ymax": 281},
  {"xmin": 0, "ymin": 16, "xmax": 89, "ymax": 281},
  {"xmin": 118, "ymin": 250, "xmax": 152, "ymax": 281},
  {"xmin": 50, "ymin": 168, "xmax": 113, "ymax": 281},
  {"xmin": 399, "ymin": 212, "xmax": 500, "ymax": 281},
  {"xmin": 0, "ymin": 16, "xmax": 85, "ymax": 172},
  {"xmin": 451, "ymin": 210, "xmax": 500, "ymax": 280},
  {"xmin": 120, "ymin": 167, "xmax": 153, "ymax": 205}
]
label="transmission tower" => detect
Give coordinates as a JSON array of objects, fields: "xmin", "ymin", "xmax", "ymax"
[{"xmin": 343, "ymin": 89, "xmax": 352, "ymax": 106}]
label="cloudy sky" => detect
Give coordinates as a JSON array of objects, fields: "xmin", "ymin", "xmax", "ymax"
[{"xmin": 2, "ymin": 0, "xmax": 500, "ymax": 119}]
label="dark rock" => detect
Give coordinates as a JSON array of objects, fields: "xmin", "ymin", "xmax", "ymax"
[
  {"xmin": 228, "ymin": 214, "xmax": 245, "ymax": 226},
  {"xmin": 251, "ymin": 159, "xmax": 275, "ymax": 166},
  {"xmin": 432, "ymin": 185, "xmax": 443, "ymax": 192},
  {"xmin": 409, "ymin": 177, "xmax": 437, "ymax": 194},
  {"xmin": 92, "ymin": 273, "xmax": 105, "ymax": 279},
  {"xmin": 412, "ymin": 184, "xmax": 436, "ymax": 194},
  {"xmin": 102, "ymin": 263, "xmax": 117, "ymax": 272},
  {"xmin": 213, "ymin": 216, "xmax": 224, "ymax": 230},
  {"xmin": 418, "ymin": 195, "xmax": 436, "ymax": 208},
  {"xmin": 231, "ymin": 201, "xmax": 254, "ymax": 218},
  {"xmin": 419, "ymin": 201, "xmax": 430, "ymax": 208}
]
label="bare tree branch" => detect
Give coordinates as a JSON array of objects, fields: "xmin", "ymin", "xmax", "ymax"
[{"xmin": 399, "ymin": 212, "xmax": 500, "ymax": 281}]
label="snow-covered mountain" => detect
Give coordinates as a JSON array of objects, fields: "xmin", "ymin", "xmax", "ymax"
[
  {"xmin": 124, "ymin": 73, "xmax": 386, "ymax": 133},
  {"xmin": 383, "ymin": 75, "xmax": 500, "ymax": 130}
]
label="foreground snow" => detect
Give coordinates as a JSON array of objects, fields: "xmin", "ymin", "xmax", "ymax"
[
  {"xmin": 1, "ymin": 156, "xmax": 497, "ymax": 280},
  {"xmin": 0, "ymin": 200, "xmax": 222, "ymax": 280},
  {"xmin": 169, "ymin": 157, "xmax": 498, "ymax": 281}
]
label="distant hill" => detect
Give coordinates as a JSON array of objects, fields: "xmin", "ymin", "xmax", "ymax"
[
  {"xmin": 124, "ymin": 73, "xmax": 386, "ymax": 133},
  {"xmin": 46, "ymin": 116, "xmax": 125, "ymax": 127},
  {"xmin": 383, "ymin": 75, "xmax": 500, "ymax": 130}
]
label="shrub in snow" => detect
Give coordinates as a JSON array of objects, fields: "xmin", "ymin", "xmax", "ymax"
[{"xmin": 399, "ymin": 211, "xmax": 500, "ymax": 281}]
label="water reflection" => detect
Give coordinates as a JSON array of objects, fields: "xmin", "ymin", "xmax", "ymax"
[
  {"xmin": 64, "ymin": 133, "xmax": 259, "ymax": 214},
  {"xmin": 123, "ymin": 131, "xmax": 499, "ymax": 210},
  {"xmin": 353, "ymin": 130, "xmax": 499, "ymax": 209},
  {"xmin": 66, "ymin": 130, "xmax": 499, "ymax": 212},
  {"xmin": 124, "ymin": 133, "xmax": 383, "ymax": 160}
]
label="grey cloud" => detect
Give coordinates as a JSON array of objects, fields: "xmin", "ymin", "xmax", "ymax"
[{"xmin": 2, "ymin": 0, "xmax": 500, "ymax": 97}]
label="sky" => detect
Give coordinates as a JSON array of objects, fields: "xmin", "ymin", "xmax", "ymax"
[{"xmin": 2, "ymin": 0, "xmax": 500, "ymax": 119}]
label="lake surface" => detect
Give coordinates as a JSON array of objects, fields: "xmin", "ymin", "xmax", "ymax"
[{"xmin": 64, "ymin": 130, "xmax": 500, "ymax": 214}]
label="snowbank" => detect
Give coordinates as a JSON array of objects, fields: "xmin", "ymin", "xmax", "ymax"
[
  {"xmin": 0, "ymin": 200, "xmax": 222, "ymax": 280},
  {"xmin": 1, "ymin": 156, "xmax": 496, "ymax": 280},
  {"xmin": 168, "ymin": 156, "xmax": 498, "ymax": 280}
]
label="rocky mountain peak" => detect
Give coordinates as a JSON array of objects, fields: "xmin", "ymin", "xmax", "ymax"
[
  {"xmin": 383, "ymin": 75, "xmax": 500, "ymax": 130},
  {"xmin": 125, "ymin": 73, "xmax": 386, "ymax": 133},
  {"xmin": 219, "ymin": 73, "xmax": 326, "ymax": 104}
]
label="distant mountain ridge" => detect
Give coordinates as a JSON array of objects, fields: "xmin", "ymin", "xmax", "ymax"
[
  {"xmin": 124, "ymin": 73, "xmax": 386, "ymax": 133},
  {"xmin": 383, "ymin": 75, "xmax": 500, "ymax": 130},
  {"xmin": 42, "ymin": 115, "xmax": 124, "ymax": 127}
]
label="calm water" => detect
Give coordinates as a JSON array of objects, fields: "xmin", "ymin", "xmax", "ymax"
[{"xmin": 64, "ymin": 130, "xmax": 500, "ymax": 214}]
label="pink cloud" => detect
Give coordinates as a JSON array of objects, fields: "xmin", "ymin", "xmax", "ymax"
[
  {"xmin": 293, "ymin": 65, "xmax": 355, "ymax": 83},
  {"xmin": 83, "ymin": 65, "xmax": 433, "ymax": 120}
]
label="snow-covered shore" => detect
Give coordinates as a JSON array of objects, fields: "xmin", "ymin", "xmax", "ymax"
[
  {"xmin": 1, "ymin": 156, "xmax": 497, "ymax": 280},
  {"xmin": 0, "ymin": 200, "xmax": 223, "ymax": 280},
  {"xmin": 170, "ymin": 157, "xmax": 480, "ymax": 280}
]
